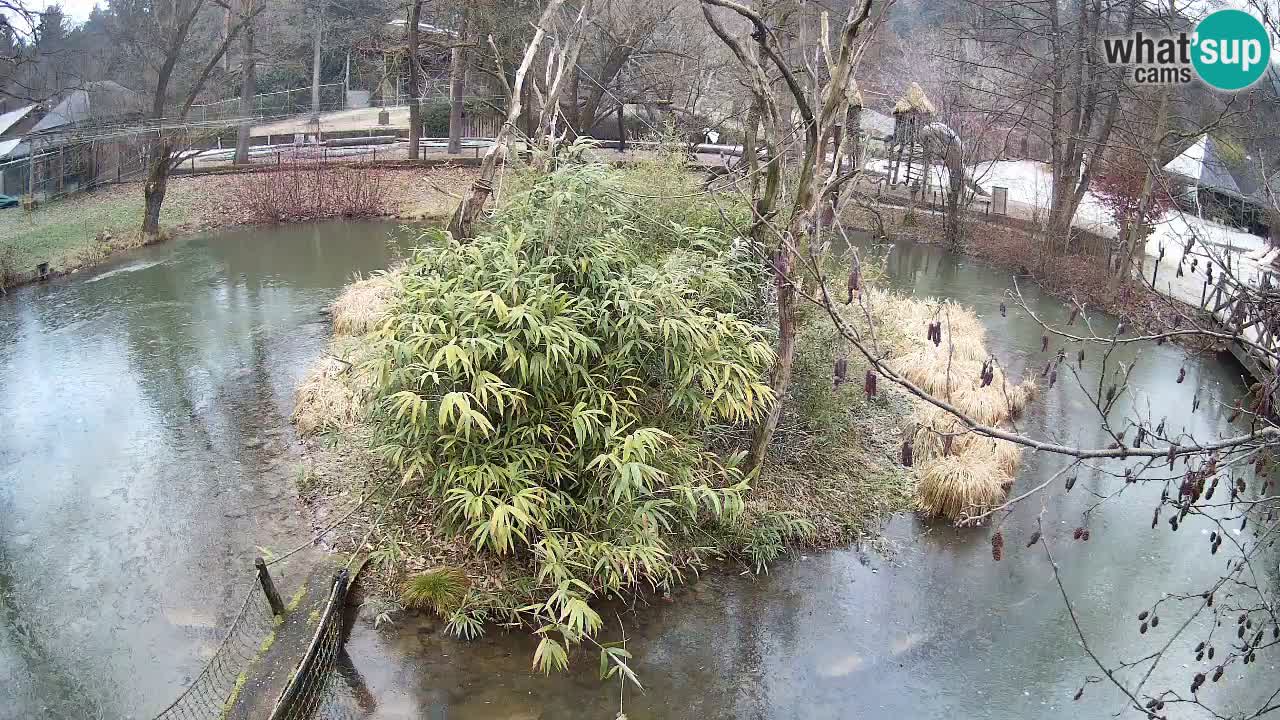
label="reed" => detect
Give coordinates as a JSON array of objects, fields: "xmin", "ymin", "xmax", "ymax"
[
  {"xmin": 882, "ymin": 295, "xmax": 1034, "ymax": 523},
  {"xmin": 915, "ymin": 454, "xmax": 1009, "ymax": 521},
  {"xmin": 331, "ymin": 271, "xmax": 399, "ymax": 337}
]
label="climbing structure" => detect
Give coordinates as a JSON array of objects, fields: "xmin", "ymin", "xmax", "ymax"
[
  {"xmin": 886, "ymin": 82, "xmax": 988, "ymax": 199},
  {"xmin": 887, "ymin": 83, "xmax": 937, "ymax": 190}
]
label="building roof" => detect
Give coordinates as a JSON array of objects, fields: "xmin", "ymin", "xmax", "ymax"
[
  {"xmin": 1163, "ymin": 132, "xmax": 1280, "ymax": 213},
  {"xmin": 859, "ymin": 108, "xmax": 895, "ymax": 139},
  {"xmin": 0, "ymin": 104, "xmax": 36, "ymax": 137},
  {"xmin": 1162, "ymin": 134, "xmax": 1243, "ymax": 198},
  {"xmin": 893, "ymin": 82, "xmax": 936, "ymax": 115},
  {"xmin": 1240, "ymin": 168, "xmax": 1280, "ymax": 208},
  {"xmin": 385, "ymin": 18, "xmax": 456, "ymax": 36},
  {"xmin": 0, "ymin": 138, "xmax": 25, "ymax": 160},
  {"xmin": 29, "ymin": 81, "xmax": 144, "ymax": 135}
]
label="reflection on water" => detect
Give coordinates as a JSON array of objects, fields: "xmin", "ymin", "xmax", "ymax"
[
  {"xmin": 335, "ymin": 238, "xmax": 1277, "ymax": 719},
  {"xmin": 0, "ymin": 221, "xmax": 417, "ymax": 718},
  {"xmin": 3, "ymin": 228, "xmax": 1273, "ymax": 720}
]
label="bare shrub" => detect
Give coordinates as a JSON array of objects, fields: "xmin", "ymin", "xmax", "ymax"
[
  {"xmin": 231, "ymin": 161, "xmax": 386, "ymax": 223},
  {"xmin": 0, "ymin": 244, "xmax": 18, "ymax": 292}
]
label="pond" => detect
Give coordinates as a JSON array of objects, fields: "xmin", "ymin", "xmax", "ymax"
[
  {"xmin": 0, "ymin": 221, "xmax": 416, "ymax": 718},
  {"xmin": 1, "ymin": 226, "xmax": 1273, "ymax": 719},
  {"xmin": 335, "ymin": 238, "xmax": 1277, "ymax": 719}
]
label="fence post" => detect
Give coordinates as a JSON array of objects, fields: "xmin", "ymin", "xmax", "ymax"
[{"xmin": 256, "ymin": 557, "xmax": 285, "ymax": 615}]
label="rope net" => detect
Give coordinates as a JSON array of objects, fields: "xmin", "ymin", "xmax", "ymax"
[
  {"xmin": 152, "ymin": 583, "xmax": 277, "ymax": 720},
  {"xmin": 268, "ymin": 570, "xmax": 370, "ymax": 720}
]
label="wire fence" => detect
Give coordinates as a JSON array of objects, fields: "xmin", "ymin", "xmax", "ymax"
[
  {"xmin": 0, "ymin": 134, "xmax": 151, "ymax": 201},
  {"xmin": 266, "ymin": 569, "xmax": 368, "ymax": 720},
  {"xmin": 148, "ymin": 482, "xmax": 390, "ymax": 720},
  {"xmin": 152, "ymin": 581, "xmax": 279, "ymax": 720},
  {"xmin": 189, "ymin": 84, "xmax": 348, "ymax": 124}
]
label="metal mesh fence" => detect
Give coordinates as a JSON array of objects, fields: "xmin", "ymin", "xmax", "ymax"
[
  {"xmin": 268, "ymin": 570, "xmax": 367, "ymax": 720},
  {"xmin": 0, "ymin": 135, "xmax": 152, "ymax": 202},
  {"xmin": 189, "ymin": 84, "xmax": 347, "ymax": 124},
  {"xmin": 152, "ymin": 582, "xmax": 279, "ymax": 720}
]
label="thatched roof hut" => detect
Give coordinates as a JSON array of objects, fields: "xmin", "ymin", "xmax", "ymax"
[{"xmin": 892, "ymin": 82, "xmax": 936, "ymax": 116}]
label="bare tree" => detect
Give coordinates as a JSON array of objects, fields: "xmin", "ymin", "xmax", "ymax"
[
  {"xmin": 937, "ymin": 0, "xmax": 1136, "ymax": 258},
  {"xmin": 310, "ymin": 1, "xmax": 323, "ymax": 115},
  {"xmin": 446, "ymin": 4, "xmax": 470, "ymax": 155},
  {"xmin": 700, "ymin": 0, "xmax": 884, "ymax": 468},
  {"xmin": 699, "ymin": 3, "xmax": 1280, "ymax": 716},
  {"xmin": 448, "ymin": 0, "xmax": 567, "ymax": 240},
  {"xmin": 406, "ymin": 0, "xmax": 423, "ymax": 159},
  {"xmin": 233, "ymin": 0, "xmax": 258, "ymax": 165},
  {"xmin": 109, "ymin": 0, "xmax": 264, "ymax": 236}
]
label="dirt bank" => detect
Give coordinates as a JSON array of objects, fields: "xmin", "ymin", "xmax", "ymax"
[
  {"xmin": 851, "ymin": 204, "xmax": 1214, "ymax": 345},
  {"xmin": 0, "ymin": 165, "xmax": 477, "ymax": 291}
]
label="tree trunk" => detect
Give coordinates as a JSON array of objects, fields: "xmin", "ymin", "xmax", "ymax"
[
  {"xmin": 847, "ymin": 104, "xmax": 863, "ymax": 175},
  {"xmin": 1045, "ymin": 167, "xmax": 1078, "ymax": 259},
  {"xmin": 560, "ymin": 67, "xmax": 579, "ymax": 137},
  {"xmin": 944, "ymin": 168, "xmax": 964, "ymax": 249},
  {"xmin": 522, "ymin": 79, "xmax": 535, "ymax": 143},
  {"xmin": 750, "ymin": 262, "xmax": 796, "ymax": 468},
  {"xmin": 1111, "ymin": 83, "xmax": 1171, "ymax": 292},
  {"xmin": 310, "ymin": 6, "xmax": 323, "ymax": 115},
  {"xmin": 744, "ymin": 99, "xmax": 759, "ymax": 196},
  {"xmin": 446, "ymin": 6, "xmax": 470, "ymax": 155},
  {"xmin": 449, "ymin": 0, "xmax": 564, "ymax": 240},
  {"xmin": 615, "ymin": 104, "xmax": 625, "ymax": 150},
  {"xmin": 234, "ymin": 0, "xmax": 256, "ymax": 165},
  {"xmin": 407, "ymin": 0, "xmax": 423, "ymax": 160},
  {"xmin": 142, "ymin": 138, "xmax": 171, "ymax": 238}
]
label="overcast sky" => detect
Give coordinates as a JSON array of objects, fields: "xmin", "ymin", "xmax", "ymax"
[{"xmin": 37, "ymin": 0, "xmax": 98, "ymax": 23}]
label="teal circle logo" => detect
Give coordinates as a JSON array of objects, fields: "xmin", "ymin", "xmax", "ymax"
[{"xmin": 1193, "ymin": 9, "xmax": 1271, "ymax": 91}]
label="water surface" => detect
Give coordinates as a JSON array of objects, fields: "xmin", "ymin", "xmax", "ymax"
[
  {"xmin": 3, "ymin": 229, "xmax": 1273, "ymax": 720},
  {"xmin": 335, "ymin": 238, "xmax": 1277, "ymax": 719},
  {"xmin": 0, "ymin": 220, "xmax": 414, "ymax": 718}
]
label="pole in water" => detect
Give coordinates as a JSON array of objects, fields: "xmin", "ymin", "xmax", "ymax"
[{"xmin": 256, "ymin": 557, "xmax": 285, "ymax": 615}]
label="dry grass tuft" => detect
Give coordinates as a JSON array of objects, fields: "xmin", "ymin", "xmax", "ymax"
[
  {"xmin": 292, "ymin": 338, "xmax": 377, "ymax": 435},
  {"xmin": 915, "ymin": 454, "xmax": 1009, "ymax": 521},
  {"xmin": 331, "ymin": 270, "xmax": 399, "ymax": 337},
  {"xmin": 295, "ymin": 266, "xmax": 402, "ymax": 435},
  {"xmin": 879, "ymin": 294, "xmax": 1035, "ymax": 523},
  {"xmin": 911, "ymin": 407, "xmax": 1023, "ymax": 477}
]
